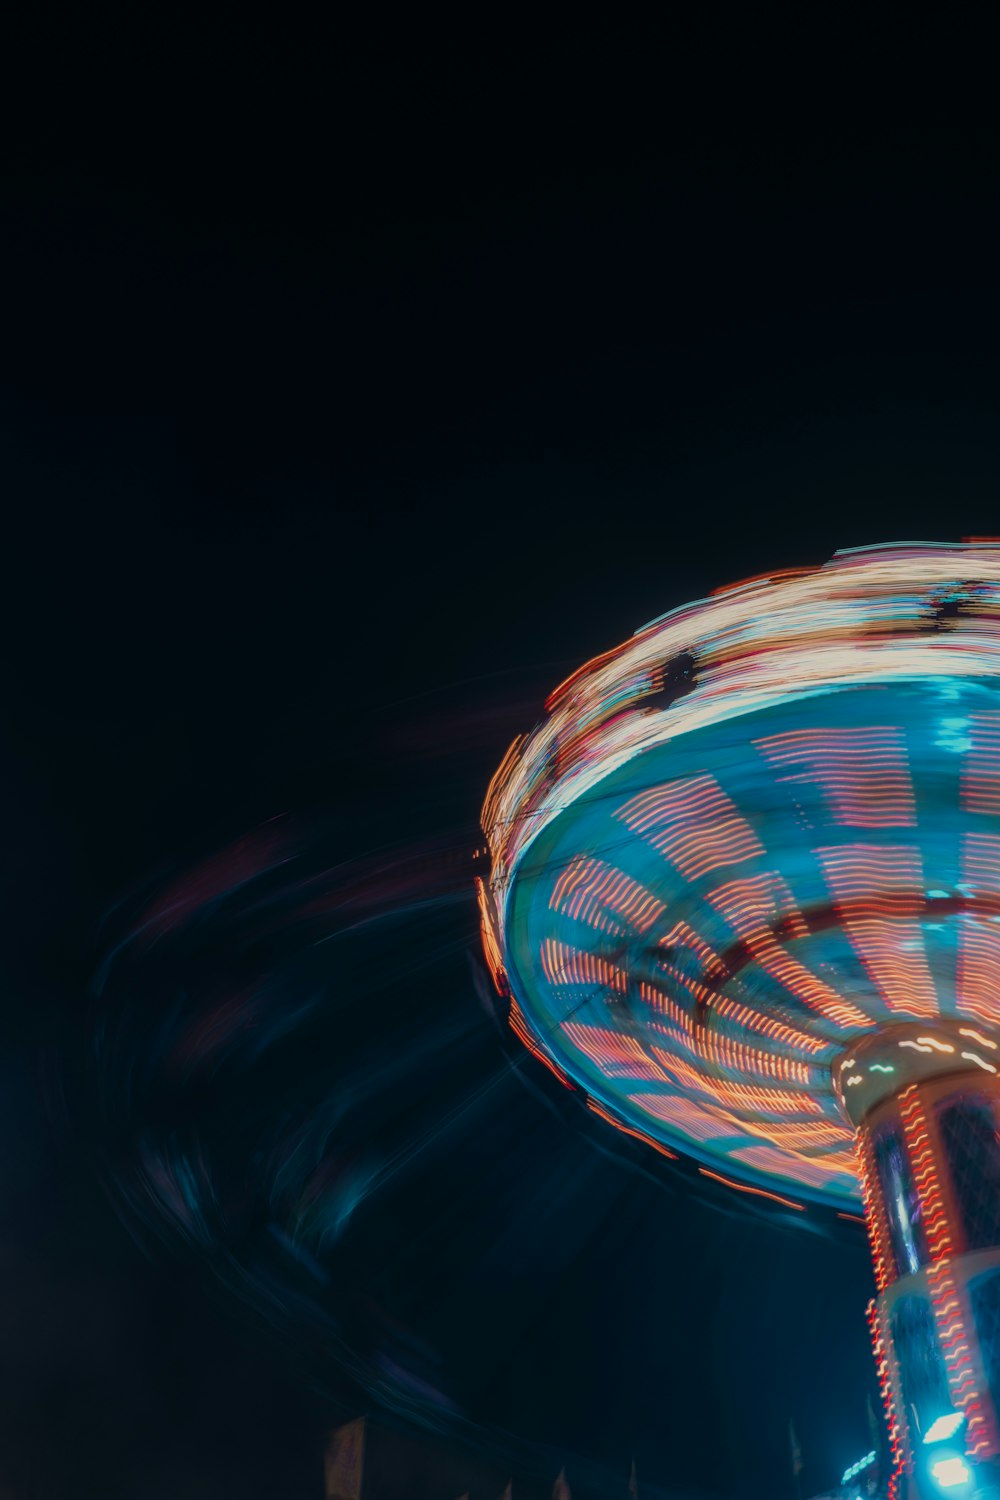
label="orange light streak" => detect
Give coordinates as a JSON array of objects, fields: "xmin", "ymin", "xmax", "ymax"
[
  {"xmin": 756, "ymin": 726, "xmax": 916, "ymax": 828},
  {"xmin": 549, "ymin": 856, "xmax": 665, "ymax": 936},
  {"xmin": 697, "ymin": 1166, "xmax": 805, "ymax": 1210},
  {"xmin": 710, "ymin": 994, "xmax": 828, "ymax": 1056},
  {"xmin": 817, "ymin": 845, "xmax": 939, "ymax": 1017},
  {"xmin": 539, "ymin": 939, "xmax": 628, "ymax": 995},
  {"xmin": 562, "ymin": 1023, "xmax": 669, "ymax": 1082},
  {"xmin": 508, "ymin": 999, "xmax": 573, "ymax": 1090},
  {"xmin": 481, "ymin": 734, "xmax": 525, "ymax": 858},
  {"xmin": 708, "ymin": 871, "xmax": 871, "ymax": 1029},
  {"xmin": 586, "ymin": 1098, "xmax": 679, "ymax": 1159},
  {"xmin": 957, "ymin": 836, "xmax": 1000, "ymax": 1024},
  {"xmin": 868, "ymin": 1298, "xmax": 905, "ymax": 1486},
  {"xmin": 897, "ymin": 1085, "xmax": 990, "ymax": 1454},
  {"xmin": 855, "ymin": 1128, "xmax": 895, "ymax": 1291},
  {"xmin": 963, "ymin": 713, "xmax": 1000, "ymax": 814},
  {"xmin": 615, "ymin": 775, "xmax": 763, "ymax": 882},
  {"xmin": 476, "ymin": 877, "xmax": 508, "ymax": 995},
  {"xmin": 729, "ymin": 1142, "xmax": 854, "ymax": 1190},
  {"xmin": 697, "ymin": 1028, "xmax": 814, "ymax": 1084},
  {"xmin": 632, "ymin": 1094, "xmax": 738, "ymax": 1141}
]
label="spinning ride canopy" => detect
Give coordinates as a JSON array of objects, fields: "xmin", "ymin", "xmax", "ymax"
[{"xmin": 480, "ymin": 543, "xmax": 1000, "ymax": 1213}]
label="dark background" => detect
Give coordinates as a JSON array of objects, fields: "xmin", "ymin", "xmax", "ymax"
[{"xmin": 0, "ymin": 20, "xmax": 998, "ymax": 1500}]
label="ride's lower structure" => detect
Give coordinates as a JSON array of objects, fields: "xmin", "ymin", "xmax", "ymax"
[
  {"xmin": 840, "ymin": 1024, "xmax": 1000, "ymax": 1491},
  {"xmin": 479, "ymin": 544, "xmax": 1000, "ymax": 1500},
  {"xmin": 845, "ymin": 1026, "xmax": 1000, "ymax": 1494}
]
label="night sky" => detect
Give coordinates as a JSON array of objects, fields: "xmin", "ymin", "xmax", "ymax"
[{"xmin": 2, "ymin": 24, "xmax": 1000, "ymax": 1500}]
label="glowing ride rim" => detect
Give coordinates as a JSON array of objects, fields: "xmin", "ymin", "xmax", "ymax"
[
  {"xmin": 480, "ymin": 542, "xmax": 1000, "ymax": 1495},
  {"xmin": 481, "ymin": 543, "xmax": 1000, "ymax": 1210}
]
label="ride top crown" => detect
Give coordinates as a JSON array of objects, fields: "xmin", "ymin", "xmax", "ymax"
[{"xmin": 479, "ymin": 542, "xmax": 1000, "ymax": 1494}]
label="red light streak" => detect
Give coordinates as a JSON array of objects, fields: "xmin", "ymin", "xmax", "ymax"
[
  {"xmin": 868, "ymin": 1298, "xmax": 905, "ymax": 1485},
  {"xmin": 658, "ymin": 917, "xmax": 721, "ymax": 972},
  {"xmin": 508, "ymin": 999, "xmax": 574, "ymax": 1090},
  {"xmin": 697, "ymin": 1166, "xmax": 805, "ymax": 1210},
  {"xmin": 481, "ymin": 735, "xmax": 525, "ymax": 856},
  {"xmin": 539, "ymin": 939, "xmax": 628, "ymax": 995},
  {"xmin": 615, "ymin": 775, "xmax": 763, "ymax": 883},
  {"xmin": 957, "ymin": 836, "xmax": 1000, "ymax": 1024},
  {"xmin": 632, "ymin": 1094, "xmax": 737, "ymax": 1142},
  {"xmin": 817, "ymin": 845, "xmax": 938, "ymax": 1017},
  {"xmin": 756, "ymin": 726, "xmax": 916, "ymax": 828},
  {"xmin": 710, "ymin": 566, "xmax": 817, "ymax": 595},
  {"xmin": 476, "ymin": 877, "xmax": 508, "ymax": 996},
  {"xmin": 709, "ymin": 994, "xmax": 828, "ymax": 1056},
  {"xmin": 677, "ymin": 1076, "xmax": 824, "ymax": 1118},
  {"xmin": 897, "ymin": 1085, "xmax": 991, "ymax": 1454},
  {"xmin": 708, "ymin": 871, "xmax": 871, "ymax": 1029},
  {"xmin": 561, "ymin": 1024, "xmax": 669, "ymax": 1082},
  {"xmin": 963, "ymin": 714, "xmax": 1000, "ymax": 814},
  {"xmin": 729, "ymin": 1143, "xmax": 853, "ymax": 1190},
  {"xmin": 925, "ymin": 1257, "xmax": 992, "ymax": 1456},
  {"xmin": 739, "ymin": 1116, "xmax": 847, "ymax": 1150},
  {"xmin": 638, "ymin": 984, "xmax": 699, "ymax": 1049},
  {"xmin": 899, "ymin": 1087, "xmax": 953, "ymax": 1259},
  {"xmin": 855, "ymin": 1128, "xmax": 895, "ymax": 1291},
  {"xmin": 550, "ymin": 857, "xmax": 665, "ymax": 936},
  {"xmin": 586, "ymin": 1098, "xmax": 678, "ymax": 1158},
  {"xmin": 696, "ymin": 1029, "xmax": 814, "ymax": 1084}
]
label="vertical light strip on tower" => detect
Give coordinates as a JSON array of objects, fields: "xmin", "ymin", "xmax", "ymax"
[
  {"xmin": 898, "ymin": 1085, "xmax": 991, "ymax": 1456},
  {"xmin": 868, "ymin": 1296, "xmax": 905, "ymax": 1496},
  {"xmin": 855, "ymin": 1127, "xmax": 895, "ymax": 1294}
]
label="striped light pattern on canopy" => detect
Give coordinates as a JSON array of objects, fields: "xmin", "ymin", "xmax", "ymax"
[{"xmin": 480, "ymin": 543, "xmax": 1000, "ymax": 1209}]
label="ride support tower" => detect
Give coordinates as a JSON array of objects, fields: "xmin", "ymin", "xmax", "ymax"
[{"xmin": 839, "ymin": 1023, "xmax": 1000, "ymax": 1497}]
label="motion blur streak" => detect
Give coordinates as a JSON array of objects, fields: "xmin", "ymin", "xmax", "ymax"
[
  {"xmin": 90, "ymin": 816, "xmax": 516, "ymax": 1432},
  {"xmin": 90, "ymin": 807, "xmax": 763, "ymax": 1495}
]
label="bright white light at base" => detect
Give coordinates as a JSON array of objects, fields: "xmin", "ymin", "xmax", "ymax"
[
  {"xmin": 924, "ymin": 1414, "xmax": 964, "ymax": 1445},
  {"xmin": 930, "ymin": 1456, "xmax": 971, "ymax": 1489}
]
